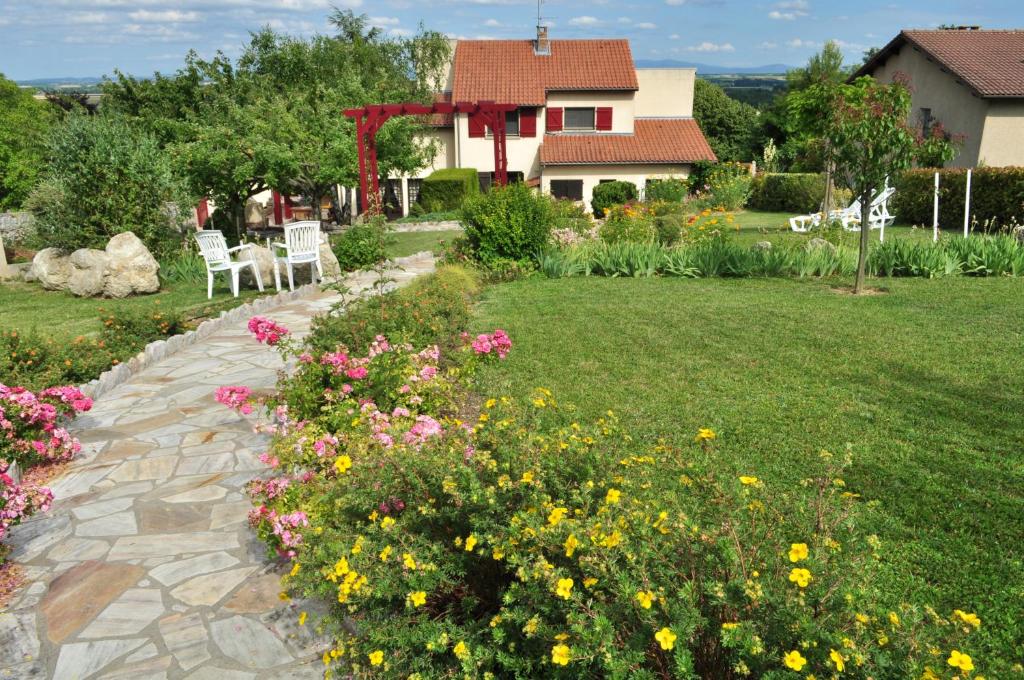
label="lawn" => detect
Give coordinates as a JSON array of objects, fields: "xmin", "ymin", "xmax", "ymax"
[
  {"xmin": 387, "ymin": 229, "xmax": 463, "ymax": 258},
  {"xmin": 472, "ymin": 275, "xmax": 1024, "ymax": 668},
  {"xmin": 723, "ymin": 209, "xmax": 939, "ymax": 247},
  {"xmin": 0, "ymin": 279, "xmax": 268, "ymax": 341}
]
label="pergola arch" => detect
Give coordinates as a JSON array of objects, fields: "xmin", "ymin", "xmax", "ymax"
[{"xmin": 343, "ymin": 100, "xmax": 517, "ymax": 215}]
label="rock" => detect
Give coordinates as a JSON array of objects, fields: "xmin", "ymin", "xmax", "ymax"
[
  {"xmin": 319, "ymin": 241, "xmax": 341, "ymax": 279},
  {"xmin": 805, "ymin": 238, "xmax": 837, "ymax": 254},
  {"xmin": 104, "ymin": 232, "xmax": 160, "ymax": 298},
  {"xmin": 68, "ymin": 248, "xmax": 110, "ymax": 297},
  {"xmin": 29, "ymin": 248, "xmax": 71, "ymax": 290},
  {"xmin": 244, "ymin": 200, "xmax": 266, "ymax": 229},
  {"xmin": 238, "ymin": 244, "xmax": 274, "ymax": 289},
  {"xmin": 752, "ymin": 240, "xmax": 773, "ymax": 251},
  {"xmin": 1014, "ymin": 225, "xmax": 1024, "ymax": 245}
]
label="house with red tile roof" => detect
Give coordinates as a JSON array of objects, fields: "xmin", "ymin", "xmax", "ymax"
[
  {"xmin": 395, "ymin": 27, "xmax": 715, "ymax": 214},
  {"xmin": 854, "ymin": 28, "xmax": 1024, "ymax": 168}
]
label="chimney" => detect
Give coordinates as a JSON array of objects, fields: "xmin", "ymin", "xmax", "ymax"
[{"xmin": 535, "ymin": 25, "xmax": 550, "ymax": 55}]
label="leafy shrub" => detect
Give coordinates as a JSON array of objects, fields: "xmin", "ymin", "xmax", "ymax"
[
  {"xmin": 654, "ymin": 213, "xmax": 685, "ymax": 246},
  {"xmin": 598, "ymin": 203, "xmax": 657, "ymax": 244},
  {"xmin": 891, "ymin": 167, "xmax": 1024, "ymax": 232},
  {"xmin": 26, "ymin": 115, "xmax": 190, "ymax": 258},
  {"xmin": 645, "ymin": 177, "xmax": 689, "ymax": 204},
  {"xmin": 331, "ymin": 221, "xmax": 390, "ymax": 272},
  {"xmin": 0, "ymin": 75, "xmax": 56, "ymax": 211},
  {"xmin": 591, "ymin": 180, "xmax": 637, "ymax": 218},
  {"xmin": 690, "ymin": 173, "xmax": 752, "ymax": 212},
  {"xmin": 159, "ymin": 250, "xmax": 207, "ymax": 284},
  {"xmin": 749, "ymin": 173, "xmax": 852, "ymax": 213},
  {"xmin": 307, "ymin": 265, "xmax": 481, "ymax": 355},
  {"xmin": 419, "ymin": 168, "xmax": 479, "ymax": 212},
  {"xmin": 461, "ymin": 182, "xmax": 553, "ymax": 265}
]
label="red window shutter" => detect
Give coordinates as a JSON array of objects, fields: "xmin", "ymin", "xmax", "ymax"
[
  {"xmin": 546, "ymin": 107, "xmax": 563, "ymax": 133},
  {"xmin": 468, "ymin": 113, "xmax": 485, "ymax": 138},
  {"xmin": 520, "ymin": 107, "xmax": 537, "ymax": 137},
  {"xmin": 596, "ymin": 107, "xmax": 613, "ymax": 131}
]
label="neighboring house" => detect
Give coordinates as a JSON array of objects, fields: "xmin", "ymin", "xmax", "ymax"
[
  {"xmin": 390, "ymin": 27, "xmax": 715, "ymax": 215},
  {"xmin": 854, "ymin": 28, "xmax": 1024, "ymax": 168}
]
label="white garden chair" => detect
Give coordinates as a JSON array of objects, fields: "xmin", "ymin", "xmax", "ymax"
[
  {"xmin": 194, "ymin": 230, "xmax": 264, "ymax": 299},
  {"xmin": 789, "ymin": 186, "xmax": 896, "ymax": 234},
  {"xmin": 271, "ymin": 221, "xmax": 323, "ymax": 291}
]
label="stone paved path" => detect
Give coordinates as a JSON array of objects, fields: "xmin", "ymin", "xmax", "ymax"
[{"xmin": 1, "ymin": 254, "xmax": 436, "ymax": 680}]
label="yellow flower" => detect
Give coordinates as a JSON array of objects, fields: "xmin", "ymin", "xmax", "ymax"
[
  {"xmin": 830, "ymin": 649, "xmax": 845, "ymax": 672},
  {"xmin": 788, "ymin": 568, "xmax": 812, "ymax": 588},
  {"xmin": 739, "ymin": 476, "xmax": 759, "ymax": 486},
  {"xmin": 695, "ymin": 428, "xmax": 717, "ymax": 442},
  {"xmin": 465, "ymin": 534, "xmax": 478, "ymax": 552},
  {"xmin": 784, "ymin": 650, "xmax": 807, "ymax": 671},
  {"xmin": 722, "ymin": 622, "xmax": 740, "ymax": 630},
  {"xmin": 605, "ymin": 488, "xmax": 621, "ymax": 504},
  {"xmin": 379, "ymin": 545, "xmax": 392, "ymax": 561},
  {"xmin": 290, "ymin": 562, "xmax": 301, "ymax": 577},
  {"xmin": 551, "ymin": 644, "xmax": 571, "ymax": 666},
  {"xmin": 408, "ymin": 591, "xmax": 427, "ymax": 607},
  {"xmin": 485, "ymin": 398, "xmax": 497, "ymax": 408},
  {"xmin": 947, "ymin": 650, "xmax": 974, "ymax": 672},
  {"xmin": 548, "ymin": 507, "xmax": 568, "ymax": 526},
  {"xmin": 278, "ymin": 591, "xmax": 290, "ymax": 602},
  {"xmin": 583, "ymin": 577, "xmax": 598, "ymax": 588},
  {"xmin": 636, "ymin": 590, "xmax": 656, "ymax": 609},
  {"xmin": 953, "ymin": 609, "xmax": 981, "ymax": 629},
  {"xmin": 492, "ymin": 548, "xmax": 504, "ymax": 560},
  {"xmin": 380, "ymin": 516, "xmax": 395, "ymax": 530},
  {"xmin": 521, "ymin": 471, "xmax": 534, "ymax": 483},
  {"xmin": 298, "ymin": 611, "xmax": 308, "ymax": 626},
  {"xmin": 453, "ymin": 641, "xmax": 469, "ymax": 660},
  {"xmin": 654, "ymin": 627, "xmax": 676, "ymax": 650},
  {"xmin": 788, "ymin": 543, "xmax": 809, "ymax": 563},
  {"xmin": 888, "ymin": 611, "xmax": 900, "ymax": 627},
  {"xmin": 564, "ymin": 534, "xmax": 579, "ymax": 558},
  {"xmin": 402, "ymin": 553, "xmax": 417, "ymax": 570},
  {"xmin": 368, "ymin": 650, "xmax": 384, "ymax": 666},
  {"xmin": 855, "ymin": 613, "xmax": 869, "ymax": 624},
  {"xmin": 334, "ymin": 455, "xmax": 352, "ymax": 474},
  {"xmin": 555, "ymin": 578, "xmax": 574, "ymax": 599}
]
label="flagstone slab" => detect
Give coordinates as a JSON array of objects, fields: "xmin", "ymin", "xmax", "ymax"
[
  {"xmin": 150, "ymin": 551, "xmax": 240, "ymax": 587},
  {"xmin": 171, "ymin": 566, "xmax": 257, "ymax": 607},
  {"xmin": 100, "ymin": 481, "xmax": 154, "ymax": 500},
  {"xmin": 71, "ymin": 497, "xmax": 136, "ymax": 521},
  {"xmin": 40, "ymin": 561, "xmax": 145, "ymax": 643},
  {"xmin": 46, "ymin": 537, "xmax": 111, "ymax": 563},
  {"xmin": 138, "ymin": 503, "xmax": 211, "ymax": 533},
  {"xmin": 210, "ymin": 615, "xmax": 292, "ymax": 669},
  {"xmin": 76, "ymin": 510, "xmax": 139, "ymax": 537},
  {"xmin": 222, "ymin": 573, "xmax": 281, "ymax": 614},
  {"xmin": 52, "ymin": 637, "xmax": 147, "ymax": 679},
  {"xmin": 0, "ymin": 611, "xmax": 40, "ymax": 667},
  {"xmin": 209, "ymin": 501, "xmax": 252, "ymax": 530},
  {"xmin": 159, "ymin": 611, "xmax": 211, "ymax": 671},
  {"xmin": 96, "ymin": 654, "xmax": 172, "ymax": 680},
  {"xmin": 176, "ymin": 452, "xmax": 237, "ymax": 476},
  {"xmin": 163, "ymin": 485, "xmax": 229, "ymax": 504},
  {"xmin": 80, "ymin": 588, "xmax": 165, "ymax": 639},
  {"xmin": 183, "ymin": 667, "xmax": 256, "ymax": 680},
  {"xmin": 108, "ymin": 531, "xmax": 239, "ymax": 560}
]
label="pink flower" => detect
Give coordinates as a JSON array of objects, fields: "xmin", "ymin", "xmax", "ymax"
[
  {"xmin": 402, "ymin": 415, "xmax": 443, "ymax": 447},
  {"xmin": 345, "ymin": 366, "xmax": 368, "ymax": 380},
  {"xmin": 215, "ymin": 386, "xmax": 253, "ymax": 414},
  {"xmin": 247, "ymin": 316, "xmax": 290, "ymax": 345}
]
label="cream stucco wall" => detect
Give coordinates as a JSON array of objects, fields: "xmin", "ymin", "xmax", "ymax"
[
  {"xmin": 869, "ymin": 44, "xmax": 989, "ymax": 167},
  {"xmin": 977, "ymin": 100, "xmax": 1024, "ymax": 167},
  {"xmin": 541, "ymin": 164, "xmax": 692, "ymax": 208},
  {"xmin": 411, "ymin": 128, "xmax": 456, "ymax": 178},
  {"xmin": 634, "ymin": 69, "xmax": 695, "ymax": 117},
  {"xmin": 545, "ymin": 91, "xmax": 636, "ymax": 133}
]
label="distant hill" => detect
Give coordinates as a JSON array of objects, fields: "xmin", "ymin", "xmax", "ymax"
[
  {"xmin": 15, "ymin": 76, "xmax": 106, "ymax": 92},
  {"xmin": 635, "ymin": 60, "xmax": 795, "ymax": 75}
]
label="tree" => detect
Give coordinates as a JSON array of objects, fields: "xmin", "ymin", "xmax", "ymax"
[
  {"xmin": 0, "ymin": 75, "xmax": 56, "ymax": 210},
  {"xmin": 824, "ymin": 76, "xmax": 958, "ymax": 293},
  {"xmin": 26, "ymin": 114, "xmax": 190, "ymax": 257},
  {"xmin": 692, "ymin": 79, "xmax": 760, "ymax": 162}
]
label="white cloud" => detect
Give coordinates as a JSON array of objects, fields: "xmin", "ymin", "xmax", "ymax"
[
  {"xmin": 389, "ymin": 27, "xmax": 413, "ymax": 37},
  {"xmin": 786, "ymin": 38, "xmax": 820, "ymax": 48},
  {"xmin": 665, "ymin": 0, "xmax": 686, "ymax": 5},
  {"xmin": 128, "ymin": 9, "xmax": 200, "ymax": 22},
  {"xmin": 67, "ymin": 11, "xmax": 110, "ymax": 24},
  {"xmin": 483, "ymin": 18, "xmax": 502, "ymax": 27},
  {"xmin": 568, "ymin": 15, "xmax": 601, "ymax": 26},
  {"xmin": 634, "ymin": 22, "xmax": 656, "ymax": 29},
  {"xmin": 669, "ymin": 33, "xmax": 680, "ymax": 40},
  {"xmin": 759, "ymin": 40, "xmax": 779, "ymax": 49},
  {"xmin": 122, "ymin": 24, "xmax": 200, "ymax": 41},
  {"xmin": 686, "ymin": 41, "xmax": 735, "ymax": 52},
  {"xmin": 369, "ymin": 16, "xmax": 400, "ymax": 27},
  {"xmin": 617, "ymin": 17, "xmax": 632, "ymax": 24},
  {"xmin": 769, "ymin": 0, "xmax": 809, "ymax": 20}
]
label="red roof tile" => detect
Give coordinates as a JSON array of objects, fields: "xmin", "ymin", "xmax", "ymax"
[
  {"xmin": 856, "ymin": 29, "xmax": 1024, "ymax": 98},
  {"xmin": 539, "ymin": 119, "xmax": 716, "ymax": 165},
  {"xmin": 452, "ymin": 40, "xmax": 639, "ymax": 106},
  {"xmin": 426, "ymin": 92, "xmax": 453, "ymax": 127}
]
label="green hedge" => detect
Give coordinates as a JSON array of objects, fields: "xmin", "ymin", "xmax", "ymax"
[
  {"xmin": 591, "ymin": 180, "xmax": 637, "ymax": 217},
  {"xmin": 749, "ymin": 173, "xmax": 850, "ymax": 214},
  {"xmin": 418, "ymin": 168, "xmax": 479, "ymax": 212},
  {"xmin": 891, "ymin": 167, "xmax": 1024, "ymax": 232}
]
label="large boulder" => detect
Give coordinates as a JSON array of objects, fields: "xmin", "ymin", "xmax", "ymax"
[
  {"xmin": 104, "ymin": 232, "xmax": 160, "ymax": 298},
  {"xmin": 68, "ymin": 248, "xmax": 110, "ymax": 297},
  {"xmin": 28, "ymin": 248, "xmax": 71, "ymax": 290},
  {"xmin": 805, "ymin": 237, "xmax": 838, "ymax": 254},
  {"xmin": 239, "ymin": 244, "xmax": 275, "ymax": 289},
  {"xmin": 319, "ymin": 241, "xmax": 341, "ymax": 279}
]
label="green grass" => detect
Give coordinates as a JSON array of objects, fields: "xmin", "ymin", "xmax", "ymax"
[
  {"xmin": 722, "ymin": 210, "xmax": 938, "ymax": 248},
  {"xmin": 0, "ymin": 279, "xmax": 268, "ymax": 342},
  {"xmin": 472, "ymin": 275, "xmax": 1024, "ymax": 668},
  {"xmin": 387, "ymin": 230, "xmax": 463, "ymax": 258}
]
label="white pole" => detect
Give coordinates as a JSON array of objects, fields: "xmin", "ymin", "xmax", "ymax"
[
  {"xmin": 963, "ymin": 169, "xmax": 972, "ymax": 238},
  {"xmin": 932, "ymin": 171, "xmax": 940, "ymax": 243}
]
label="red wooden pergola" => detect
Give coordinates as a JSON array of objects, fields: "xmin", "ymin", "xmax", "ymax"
[{"xmin": 343, "ymin": 101, "xmax": 517, "ymax": 215}]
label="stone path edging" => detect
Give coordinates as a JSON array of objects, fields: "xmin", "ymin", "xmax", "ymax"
[{"xmin": 1, "ymin": 252, "xmax": 437, "ymax": 680}]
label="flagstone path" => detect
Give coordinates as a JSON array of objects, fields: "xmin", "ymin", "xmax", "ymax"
[{"xmin": 0, "ymin": 253, "xmax": 436, "ymax": 680}]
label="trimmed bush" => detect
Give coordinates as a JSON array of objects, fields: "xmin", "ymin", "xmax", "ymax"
[
  {"xmin": 891, "ymin": 167, "xmax": 1024, "ymax": 232},
  {"xmin": 591, "ymin": 180, "xmax": 637, "ymax": 218},
  {"xmin": 418, "ymin": 168, "xmax": 479, "ymax": 212},
  {"xmin": 461, "ymin": 182, "xmax": 553, "ymax": 264},
  {"xmin": 751, "ymin": 173, "xmax": 826, "ymax": 213},
  {"xmin": 331, "ymin": 221, "xmax": 390, "ymax": 272}
]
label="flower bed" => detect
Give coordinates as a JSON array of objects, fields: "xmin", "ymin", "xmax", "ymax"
[{"xmin": 222, "ymin": 288, "xmax": 988, "ymax": 677}]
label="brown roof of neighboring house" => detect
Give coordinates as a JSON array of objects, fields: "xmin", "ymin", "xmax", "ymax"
[
  {"xmin": 452, "ymin": 40, "xmax": 639, "ymax": 106},
  {"xmin": 426, "ymin": 92, "xmax": 453, "ymax": 127},
  {"xmin": 539, "ymin": 118, "xmax": 716, "ymax": 165},
  {"xmin": 855, "ymin": 29, "xmax": 1024, "ymax": 98}
]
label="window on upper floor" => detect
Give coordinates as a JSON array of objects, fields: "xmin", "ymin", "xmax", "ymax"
[{"xmin": 564, "ymin": 107, "xmax": 596, "ymax": 131}]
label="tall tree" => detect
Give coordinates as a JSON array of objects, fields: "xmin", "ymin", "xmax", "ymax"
[
  {"xmin": 824, "ymin": 76, "xmax": 958, "ymax": 293},
  {"xmin": 0, "ymin": 75, "xmax": 56, "ymax": 210},
  {"xmin": 692, "ymin": 79, "xmax": 760, "ymax": 162}
]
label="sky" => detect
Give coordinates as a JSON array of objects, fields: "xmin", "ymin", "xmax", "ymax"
[{"xmin": 1, "ymin": 0, "xmax": 1023, "ymax": 80}]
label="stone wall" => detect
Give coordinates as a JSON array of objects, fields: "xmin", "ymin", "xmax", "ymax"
[{"xmin": 0, "ymin": 212, "xmax": 33, "ymax": 242}]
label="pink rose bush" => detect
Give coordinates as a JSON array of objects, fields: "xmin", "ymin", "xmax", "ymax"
[
  {"xmin": 248, "ymin": 316, "xmax": 290, "ymax": 346},
  {"xmin": 1, "ymin": 463, "xmax": 54, "ymax": 545}
]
